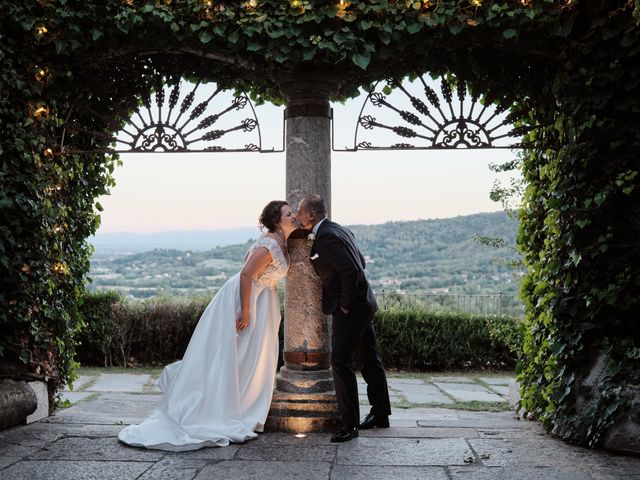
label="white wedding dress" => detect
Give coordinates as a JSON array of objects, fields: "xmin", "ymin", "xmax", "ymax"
[{"xmin": 118, "ymin": 236, "xmax": 289, "ymax": 451}]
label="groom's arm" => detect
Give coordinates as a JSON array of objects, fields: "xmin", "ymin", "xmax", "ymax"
[{"xmin": 315, "ymin": 233, "xmax": 360, "ymax": 312}]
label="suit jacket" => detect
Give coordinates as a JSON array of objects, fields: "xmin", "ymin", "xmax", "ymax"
[{"xmin": 309, "ymin": 219, "xmax": 378, "ymax": 316}]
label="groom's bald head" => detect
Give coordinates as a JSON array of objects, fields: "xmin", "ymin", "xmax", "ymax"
[
  {"xmin": 299, "ymin": 194, "xmax": 326, "ymax": 217},
  {"xmin": 296, "ymin": 194, "xmax": 327, "ymax": 229}
]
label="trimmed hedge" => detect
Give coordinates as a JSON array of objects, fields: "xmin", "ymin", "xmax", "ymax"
[
  {"xmin": 375, "ymin": 307, "xmax": 522, "ymax": 370},
  {"xmin": 76, "ymin": 291, "xmax": 521, "ymax": 371}
]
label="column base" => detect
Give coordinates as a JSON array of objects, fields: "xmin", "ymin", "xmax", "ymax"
[
  {"xmin": 265, "ymin": 390, "xmax": 341, "ymax": 433},
  {"xmin": 276, "ymin": 366, "xmax": 335, "ymax": 394}
]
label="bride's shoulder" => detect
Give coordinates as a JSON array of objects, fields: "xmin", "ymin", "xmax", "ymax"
[{"xmin": 254, "ymin": 234, "xmax": 278, "ymax": 249}]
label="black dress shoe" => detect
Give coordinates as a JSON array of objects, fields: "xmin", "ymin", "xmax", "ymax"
[
  {"xmin": 359, "ymin": 412, "xmax": 390, "ymax": 429},
  {"xmin": 330, "ymin": 427, "xmax": 359, "ymax": 443}
]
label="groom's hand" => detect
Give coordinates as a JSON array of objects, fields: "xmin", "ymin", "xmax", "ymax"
[{"xmin": 340, "ymin": 306, "xmax": 349, "ymax": 314}]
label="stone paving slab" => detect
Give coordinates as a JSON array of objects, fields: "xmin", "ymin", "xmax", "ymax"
[
  {"xmin": 0, "ymin": 457, "xmax": 21, "ymax": 469},
  {"xmin": 589, "ymin": 465, "xmax": 640, "ymax": 480},
  {"xmin": 433, "ymin": 383, "xmax": 506, "ymax": 402},
  {"xmin": 449, "ymin": 466, "xmax": 594, "ymax": 480},
  {"xmin": 60, "ymin": 392, "xmax": 95, "ymax": 404},
  {"xmin": 429, "ymin": 376, "xmax": 477, "ymax": 383},
  {"xmin": 0, "ymin": 423, "xmax": 67, "ymax": 446},
  {"xmin": 361, "ymin": 427, "xmax": 480, "ymax": 439},
  {"xmin": 489, "ymin": 386, "xmax": 510, "ymax": 396},
  {"xmin": 331, "ymin": 465, "xmax": 448, "ymax": 480},
  {"xmin": 387, "ymin": 378, "xmax": 430, "ymax": 386},
  {"xmin": 47, "ymin": 393, "xmax": 159, "ymax": 424},
  {"xmin": 467, "ymin": 438, "xmax": 609, "ymax": 468},
  {"xmin": 52, "ymin": 424, "xmax": 125, "ymax": 437},
  {"xmin": 336, "ymin": 437, "xmax": 470, "ymax": 466},
  {"xmin": 434, "ymin": 382, "xmax": 492, "ymax": 392},
  {"xmin": 417, "ymin": 411, "xmax": 526, "ymax": 429},
  {"xmin": 401, "ymin": 384, "xmax": 454, "ymax": 404},
  {"xmin": 251, "ymin": 432, "xmax": 333, "ymax": 445},
  {"xmin": 236, "ymin": 442, "xmax": 337, "ymax": 462},
  {"xmin": 479, "ymin": 376, "xmax": 513, "ymax": 386},
  {"xmin": 28, "ymin": 436, "xmax": 165, "ymax": 462},
  {"xmin": 63, "ymin": 375, "xmax": 95, "ymax": 392},
  {"xmin": 1, "ymin": 460, "xmax": 153, "ymax": 480},
  {"xmin": 194, "ymin": 460, "xmax": 331, "ymax": 480},
  {"xmin": 0, "ymin": 442, "xmax": 42, "ymax": 459},
  {"xmin": 89, "ymin": 374, "xmax": 151, "ymax": 392},
  {"xmin": 137, "ymin": 457, "xmax": 208, "ymax": 480},
  {"xmin": 163, "ymin": 444, "xmax": 239, "ymax": 461},
  {"xmin": 447, "ymin": 390, "xmax": 506, "ymax": 403},
  {"xmin": 477, "ymin": 427, "xmax": 547, "ymax": 439},
  {"xmin": 363, "ymin": 394, "xmax": 403, "ymax": 403}
]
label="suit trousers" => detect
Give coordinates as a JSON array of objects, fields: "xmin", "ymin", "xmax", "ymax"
[{"xmin": 330, "ymin": 309, "xmax": 391, "ymax": 430}]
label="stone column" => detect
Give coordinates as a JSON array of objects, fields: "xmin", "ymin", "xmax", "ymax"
[{"xmin": 265, "ymin": 72, "xmax": 341, "ymax": 433}]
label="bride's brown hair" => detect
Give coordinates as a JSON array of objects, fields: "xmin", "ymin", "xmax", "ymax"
[{"xmin": 259, "ymin": 200, "xmax": 288, "ymax": 233}]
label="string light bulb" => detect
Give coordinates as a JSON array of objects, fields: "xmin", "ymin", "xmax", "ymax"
[
  {"xmin": 36, "ymin": 25, "xmax": 48, "ymax": 35},
  {"xmin": 33, "ymin": 105, "xmax": 49, "ymax": 118},
  {"xmin": 337, "ymin": 0, "xmax": 349, "ymax": 17},
  {"xmin": 52, "ymin": 262, "xmax": 67, "ymax": 274},
  {"xmin": 35, "ymin": 66, "xmax": 49, "ymax": 82},
  {"xmin": 43, "ymin": 148, "xmax": 54, "ymax": 158}
]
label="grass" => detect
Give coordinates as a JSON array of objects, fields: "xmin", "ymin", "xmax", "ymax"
[
  {"xmin": 386, "ymin": 369, "xmax": 515, "ymax": 380},
  {"xmin": 76, "ymin": 366, "xmax": 164, "ymax": 376},
  {"xmin": 391, "ymin": 400, "xmax": 511, "ymax": 412}
]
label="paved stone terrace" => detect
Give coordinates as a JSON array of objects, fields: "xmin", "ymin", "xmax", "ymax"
[{"xmin": 1, "ymin": 371, "xmax": 638, "ymax": 479}]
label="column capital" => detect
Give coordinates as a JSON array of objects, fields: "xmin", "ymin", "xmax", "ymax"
[{"xmin": 279, "ymin": 71, "xmax": 342, "ymax": 118}]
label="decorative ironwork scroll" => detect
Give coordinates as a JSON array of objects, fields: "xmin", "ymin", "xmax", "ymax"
[
  {"xmin": 334, "ymin": 74, "xmax": 533, "ymax": 151},
  {"xmin": 61, "ymin": 77, "xmax": 283, "ymax": 154}
]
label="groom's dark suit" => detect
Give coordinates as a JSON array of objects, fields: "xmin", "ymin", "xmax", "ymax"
[{"xmin": 309, "ymin": 219, "xmax": 391, "ymax": 430}]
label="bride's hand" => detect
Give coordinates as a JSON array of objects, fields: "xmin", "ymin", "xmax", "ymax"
[{"xmin": 236, "ymin": 310, "xmax": 250, "ymax": 332}]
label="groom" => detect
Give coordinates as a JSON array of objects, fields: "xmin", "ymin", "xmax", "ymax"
[{"xmin": 296, "ymin": 194, "xmax": 391, "ymax": 442}]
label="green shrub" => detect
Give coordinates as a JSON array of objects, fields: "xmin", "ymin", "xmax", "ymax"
[
  {"xmin": 374, "ymin": 307, "xmax": 521, "ymax": 370},
  {"xmin": 77, "ymin": 292, "xmax": 210, "ymax": 367},
  {"xmin": 76, "ymin": 291, "xmax": 123, "ymax": 367},
  {"xmin": 76, "ymin": 292, "xmax": 520, "ymax": 370}
]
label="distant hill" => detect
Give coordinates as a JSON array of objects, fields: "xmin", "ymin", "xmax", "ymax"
[
  {"xmin": 90, "ymin": 227, "xmax": 259, "ymax": 253},
  {"xmin": 88, "ymin": 212, "xmax": 522, "ymax": 312},
  {"xmin": 348, "ymin": 212, "xmax": 519, "ymax": 292}
]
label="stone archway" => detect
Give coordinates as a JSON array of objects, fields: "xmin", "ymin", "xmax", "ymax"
[{"xmin": 2, "ymin": 1, "xmax": 638, "ymax": 450}]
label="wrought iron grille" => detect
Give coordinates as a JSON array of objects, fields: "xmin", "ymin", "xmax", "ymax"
[
  {"xmin": 333, "ymin": 74, "xmax": 533, "ymax": 151},
  {"xmin": 61, "ymin": 77, "xmax": 284, "ymax": 154}
]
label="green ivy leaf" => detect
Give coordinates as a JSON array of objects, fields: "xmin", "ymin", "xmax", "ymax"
[
  {"xmin": 406, "ymin": 22, "xmax": 421, "ymax": 34},
  {"xmin": 352, "ymin": 52, "xmax": 371, "ymax": 70},
  {"xmin": 503, "ymin": 29, "xmax": 517, "ymax": 39},
  {"xmin": 449, "ymin": 24, "xmax": 463, "ymax": 35},
  {"xmin": 198, "ymin": 31, "xmax": 213, "ymax": 44}
]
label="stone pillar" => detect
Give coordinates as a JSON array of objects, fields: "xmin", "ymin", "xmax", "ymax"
[{"xmin": 265, "ymin": 73, "xmax": 341, "ymax": 433}]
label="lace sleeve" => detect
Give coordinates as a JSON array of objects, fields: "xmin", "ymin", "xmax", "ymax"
[{"xmin": 252, "ymin": 236, "xmax": 285, "ymax": 267}]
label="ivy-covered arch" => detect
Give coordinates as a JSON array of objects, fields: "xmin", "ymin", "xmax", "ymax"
[{"xmin": 1, "ymin": 1, "xmax": 638, "ymax": 448}]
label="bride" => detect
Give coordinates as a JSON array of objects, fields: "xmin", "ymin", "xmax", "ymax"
[{"xmin": 118, "ymin": 200, "xmax": 297, "ymax": 450}]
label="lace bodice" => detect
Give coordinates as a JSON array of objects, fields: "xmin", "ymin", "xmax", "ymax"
[{"xmin": 245, "ymin": 236, "xmax": 289, "ymax": 288}]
